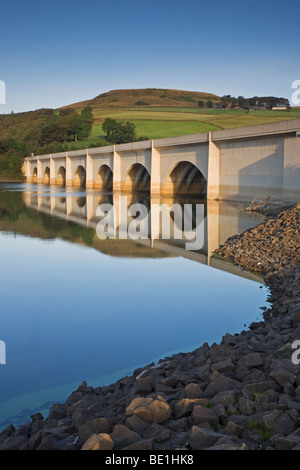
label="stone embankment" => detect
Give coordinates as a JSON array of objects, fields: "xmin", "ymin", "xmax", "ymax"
[{"xmin": 1, "ymin": 204, "xmax": 300, "ymax": 450}]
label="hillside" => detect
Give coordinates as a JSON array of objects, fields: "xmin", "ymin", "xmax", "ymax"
[
  {"xmin": 1, "ymin": 88, "xmax": 300, "ymax": 179},
  {"xmin": 62, "ymin": 88, "xmax": 220, "ymax": 110}
]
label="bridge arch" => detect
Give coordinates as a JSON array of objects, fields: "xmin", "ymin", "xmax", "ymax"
[
  {"xmin": 94, "ymin": 164, "xmax": 113, "ymax": 190},
  {"xmin": 161, "ymin": 161, "xmax": 207, "ymax": 196},
  {"xmin": 56, "ymin": 166, "xmax": 66, "ymax": 186},
  {"xmin": 122, "ymin": 163, "xmax": 150, "ymax": 193},
  {"xmin": 42, "ymin": 166, "xmax": 50, "ymax": 185},
  {"xmin": 73, "ymin": 165, "xmax": 86, "ymax": 188},
  {"xmin": 32, "ymin": 167, "xmax": 38, "ymax": 183}
]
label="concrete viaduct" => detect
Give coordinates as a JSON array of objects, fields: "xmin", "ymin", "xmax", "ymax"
[{"xmin": 25, "ymin": 118, "xmax": 300, "ymax": 202}]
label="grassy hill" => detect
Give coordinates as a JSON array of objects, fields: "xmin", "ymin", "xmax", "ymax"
[
  {"xmin": 1, "ymin": 88, "xmax": 300, "ymax": 164},
  {"xmin": 63, "ymin": 88, "xmax": 221, "ymax": 110},
  {"xmin": 59, "ymin": 88, "xmax": 300, "ymax": 150}
]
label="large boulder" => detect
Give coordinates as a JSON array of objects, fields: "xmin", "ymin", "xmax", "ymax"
[
  {"xmin": 191, "ymin": 406, "xmax": 219, "ymax": 427},
  {"xmin": 125, "ymin": 396, "xmax": 171, "ymax": 424},
  {"xmin": 81, "ymin": 433, "xmax": 114, "ymax": 450},
  {"xmin": 110, "ymin": 425, "xmax": 141, "ymax": 448},
  {"xmin": 173, "ymin": 398, "xmax": 209, "ymax": 419}
]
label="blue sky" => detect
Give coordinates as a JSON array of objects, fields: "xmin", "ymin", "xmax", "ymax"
[{"xmin": 0, "ymin": 0, "xmax": 299, "ymax": 112}]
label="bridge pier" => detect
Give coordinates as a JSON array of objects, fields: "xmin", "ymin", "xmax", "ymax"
[
  {"xmin": 150, "ymin": 143, "xmax": 161, "ymax": 195},
  {"xmin": 112, "ymin": 148, "xmax": 122, "ymax": 192},
  {"xmin": 207, "ymin": 132, "xmax": 221, "ymax": 201},
  {"xmin": 50, "ymin": 157, "xmax": 56, "ymax": 185},
  {"xmin": 86, "ymin": 151, "xmax": 94, "ymax": 189},
  {"xmin": 66, "ymin": 154, "xmax": 72, "ymax": 187}
]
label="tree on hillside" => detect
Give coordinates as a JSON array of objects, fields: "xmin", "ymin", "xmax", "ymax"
[
  {"xmin": 206, "ymin": 100, "xmax": 213, "ymax": 108},
  {"xmin": 80, "ymin": 106, "xmax": 94, "ymax": 123},
  {"xmin": 68, "ymin": 106, "xmax": 94, "ymax": 141},
  {"xmin": 198, "ymin": 100, "xmax": 204, "ymax": 108},
  {"xmin": 41, "ymin": 121, "xmax": 69, "ymax": 145},
  {"xmin": 102, "ymin": 118, "xmax": 137, "ymax": 144},
  {"xmin": 0, "ymin": 138, "xmax": 29, "ymax": 177}
]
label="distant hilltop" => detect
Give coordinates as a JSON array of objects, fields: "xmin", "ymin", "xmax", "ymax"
[
  {"xmin": 61, "ymin": 88, "xmax": 221, "ymax": 110},
  {"xmin": 61, "ymin": 88, "xmax": 291, "ymax": 111}
]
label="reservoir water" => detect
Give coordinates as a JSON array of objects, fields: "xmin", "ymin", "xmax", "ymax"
[{"xmin": 0, "ymin": 183, "xmax": 268, "ymax": 430}]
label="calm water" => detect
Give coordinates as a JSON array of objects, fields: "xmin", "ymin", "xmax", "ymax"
[{"xmin": 0, "ymin": 183, "xmax": 268, "ymax": 429}]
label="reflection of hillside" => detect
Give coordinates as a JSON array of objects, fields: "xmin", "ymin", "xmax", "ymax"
[{"xmin": 0, "ymin": 189, "xmax": 172, "ymax": 259}]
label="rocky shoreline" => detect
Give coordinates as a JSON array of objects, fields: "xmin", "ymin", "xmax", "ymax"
[{"xmin": 1, "ymin": 203, "xmax": 300, "ymax": 451}]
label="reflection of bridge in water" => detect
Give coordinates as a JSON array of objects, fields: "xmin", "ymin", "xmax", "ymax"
[{"xmin": 23, "ymin": 187, "xmax": 264, "ymax": 283}]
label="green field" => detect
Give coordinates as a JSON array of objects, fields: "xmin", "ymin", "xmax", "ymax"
[{"xmin": 67, "ymin": 107, "xmax": 300, "ymax": 150}]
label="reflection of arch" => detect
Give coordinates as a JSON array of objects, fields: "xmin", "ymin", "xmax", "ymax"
[
  {"xmin": 161, "ymin": 161, "xmax": 207, "ymax": 196},
  {"xmin": 56, "ymin": 166, "xmax": 66, "ymax": 186},
  {"xmin": 32, "ymin": 167, "xmax": 37, "ymax": 183},
  {"xmin": 94, "ymin": 164, "xmax": 113, "ymax": 190},
  {"xmin": 42, "ymin": 167, "xmax": 50, "ymax": 185},
  {"xmin": 122, "ymin": 163, "xmax": 150, "ymax": 192},
  {"xmin": 73, "ymin": 165, "xmax": 86, "ymax": 188}
]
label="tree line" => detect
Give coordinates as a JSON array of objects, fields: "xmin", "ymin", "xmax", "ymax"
[
  {"xmin": 216, "ymin": 95, "xmax": 290, "ymax": 110},
  {"xmin": 0, "ymin": 110, "xmax": 149, "ymax": 178},
  {"xmin": 0, "ymin": 106, "xmax": 95, "ymax": 178}
]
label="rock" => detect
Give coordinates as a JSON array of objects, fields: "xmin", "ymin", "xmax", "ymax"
[
  {"xmin": 189, "ymin": 426, "xmax": 225, "ymax": 450},
  {"xmin": 110, "ymin": 425, "xmax": 141, "ymax": 448},
  {"xmin": 203, "ymin": 374, "xmax": 241, "ymax": 397},
  {"xmin": 72, "ymin": 408, "xmax": 94, "ymax": 429},
  {"xmin": 184, "ymin": 383, "xmax": 202, "ymax": 398},
  {"xmin": 222, "ymin": 333, "xmax": 237, "ymax": 346},
  {"xmin": 122, "ymin": 439, "xmax": 154, "ymax": 450},
  {"xmin": 166, "ymin": 418, "xmax": 189, "ymax": 432},
  {"xmin": 125, "ymin": 396, "xmax": 171, "ymax": 424},
  {"xmin": 132, "ymin": 376, "xmax": 154, "ymax": 396},
  {"xmin": 155, "ymin": 383, "xmax": 174, "ymax": 395},
  {"xmin": 0, "ymin": 435, "xmax": 28, "ymax": 450},
  {"xmin": 270, "ymin": 367, "xmax": 296, "ymax": 387},
  {"xmin": 0, "ymin": 424, "xmax": 15, "ymax": 445},
  {"xmin": 212, "ymin": 404, "xmax": 227, "ymax": 419},
  {"xmin": 244, "ymin": 353, "xmax": 263, "ymax": 368},
  {"xmin": 261, "ymin": 410, "xmax": 295, "ymax": 436},
  {"xmin": 125, "ymin": 415, "xmax": 149, "ymax": 435},
  {"xmin": 242, "ymin": 381, "xmax": 277, "ymax": 399},
  {"xmin": 222, "ymin": 420, "xmax": 243, "ymax": 437},
  {"xmin": 27, "ymin": 431, "xmax": 43, "ymax": 450},
  {"xmin": 195, "ymin": 363, "xmax": 211, "ymax": 382},
  {"xmin": 173, "ymin": 398, "xmax": 209, "ymax": 419},
  {"xmin": 78, "ymin": 417, "xmax": 112, "ymax": 443},
  {"xmin": 143, "ymin": 423, "xmax": 171, "ymax": 442},
  {"xmin": 78, "ymin": 381, "xmax": 88, "ymax": 391},
  {"xmin": 81, "ymin": 433, "xmax": 114, "ymax": 450},
  {"xmin": 31, "ymin": 412, "xmax": 44, "ymax": 422},
  {"xmin": 238, "ymin": 397, "xmax": 256, "ymax": 415},
  {"xmin": 36, "ymin": 435, "xmax": 60, "ymax": 450},
  {"xmin": 206, "ymin": 442, "xmax": 247, "ymax": 450},
  {"xmin": 209, "ymin": 390, "xmax": 237, "ymax": 407},
  {"xmin": 211, "ymin": 358, "xmax": 235, "ymax": 373},
  {"xmin": 268, "ymin": 435, "xmax": 300, "ymax": 450},
  {"xmin": 191, "ymin": 406, "xmax": 219, "ymax": 427},
  {"xmin": 293, "ymin": 312, "xmax": 300, "ymax": 324},
  {"xmin": 47, "ymin": 403, "xmax": 66, "ymax": 421}
]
